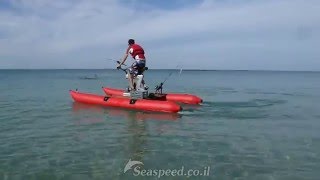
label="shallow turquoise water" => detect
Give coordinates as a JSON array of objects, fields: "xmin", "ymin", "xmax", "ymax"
[{"xmin": 0, "ymin": 69, "xmax": 320, "ymax": 180}]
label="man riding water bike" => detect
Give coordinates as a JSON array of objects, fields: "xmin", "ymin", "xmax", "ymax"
[{"xmin": 117, "ymin": 39, "xmax": 146, "ymax": 91}]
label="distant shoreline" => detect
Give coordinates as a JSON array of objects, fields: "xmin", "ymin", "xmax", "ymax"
[{"xmin": 0, "ymin": 68, "xmax": 319, "ymax": 72}]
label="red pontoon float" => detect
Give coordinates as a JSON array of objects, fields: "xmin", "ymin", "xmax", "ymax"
[
  {"xmin": 70, "ymin": 90, "xmax": 182, "ymax": 113},
  {"xmin": 102, "ymin": 87, "xmax": 202, "ymax": 105}
]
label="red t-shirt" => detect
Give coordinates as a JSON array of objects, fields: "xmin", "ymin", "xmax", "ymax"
[{"xmin": 126, "ymin": 44, "xmax": 145, "ymax": 60}]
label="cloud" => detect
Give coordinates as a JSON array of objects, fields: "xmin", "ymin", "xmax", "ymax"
[{"xmin": 0, "ymin": 0, "xmax": 319, "ymax": 70}]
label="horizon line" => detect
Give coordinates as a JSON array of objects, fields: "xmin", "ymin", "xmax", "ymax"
[{"xmin": 0, "ymin": 68, "xmax": 320, "ymax": 72}]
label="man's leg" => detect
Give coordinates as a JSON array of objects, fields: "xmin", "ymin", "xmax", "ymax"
[
  {"xmin": 128, "ymin": 73, "xmax": 134, "ymax": 90},
  {"xmin": 128, "ymin": 65, "xmax": 138, "ymax": 90},
  {"xmin": 135, "ymin": 61, "xmax": 146, "ymax": 89}
]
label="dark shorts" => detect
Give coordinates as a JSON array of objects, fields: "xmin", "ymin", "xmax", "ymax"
[{"xmin": 129, "ymin": 60, "xmax": 146, "ymax": 76}]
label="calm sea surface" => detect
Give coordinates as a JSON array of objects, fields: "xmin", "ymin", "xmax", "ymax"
[{"xmin": 0, "ymin": 69, "xmax": 320, "ymax": 180}]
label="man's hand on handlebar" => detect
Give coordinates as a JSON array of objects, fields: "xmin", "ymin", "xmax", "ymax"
[
  {"xmin": 116, "ymin": 60, "xmax": 127, "ymax": 69},
  {"xmin": 116, "ymin": 60, "xmax": 122, "ymax": 69}
]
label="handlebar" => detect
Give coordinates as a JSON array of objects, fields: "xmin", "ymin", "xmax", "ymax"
[
  {"xmin": 116, "ymin": 61, "xmax": 129, "ymax": 74},
  {"xmin": 116, "ymin": 60, "xmax": 149, "ymax": 74},
  {"xmin": 116, "ymin": 60, "xmax": 127, "ymax": 66}
]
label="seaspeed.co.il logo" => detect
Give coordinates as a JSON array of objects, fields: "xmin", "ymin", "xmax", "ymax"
[{"xmin": 123, "ymin": 159, "xmax": 211, "ymax": 178}]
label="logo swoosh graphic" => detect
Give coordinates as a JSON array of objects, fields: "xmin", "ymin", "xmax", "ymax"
[{"xmin": 124, "ymin": 159, "xmax": 144, "ymax": 173}]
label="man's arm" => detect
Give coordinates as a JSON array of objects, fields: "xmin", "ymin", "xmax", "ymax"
[
  {"xmin": 119, "ymin": 53, "xmax": 129, "ymax": 65},
  {"xmin": 118, "ymin": 47, "xmax": 131, "ymax": 67}
]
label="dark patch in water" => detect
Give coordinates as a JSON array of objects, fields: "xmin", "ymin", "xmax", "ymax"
[
  {"xmin": 182, "ymin": 104, "xmax": 269, "ymax": 120},
  {"xmin": 216, "ymin": 87, "xmax": 238, "ymax": 93},
  {"xmin": 245, "ymin": 89, "xmax": 308, "ymax": 97},
  {"xmin": 212, "ymin": 99, "xmax": 286, "ymax": 108},
  {"xmin": 213, "ymin": 110, "xmax": 269, "ymax": 120},
  {"xmin": 188, "ymin": 100, "xmax": 273, "ymax": 119}
]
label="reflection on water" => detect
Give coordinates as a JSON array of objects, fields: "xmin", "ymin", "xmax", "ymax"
[{"xmin": 70, "ymin": 102, "xmax": 184, "ymax": 179}]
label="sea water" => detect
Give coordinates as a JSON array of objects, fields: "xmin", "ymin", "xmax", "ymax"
[{"xmin": 0, "ymin": 69, "xmax": 320, "ymax": 179}]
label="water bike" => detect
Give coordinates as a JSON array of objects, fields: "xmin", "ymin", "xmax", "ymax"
[{"xmin": 70, "ymin": 62, "xmax": 202, "ymax": 113}]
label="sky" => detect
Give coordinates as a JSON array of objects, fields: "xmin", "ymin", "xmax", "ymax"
[{"xmin": 0, "ymin": 0, "xmax": 319, "ymax": 70}]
